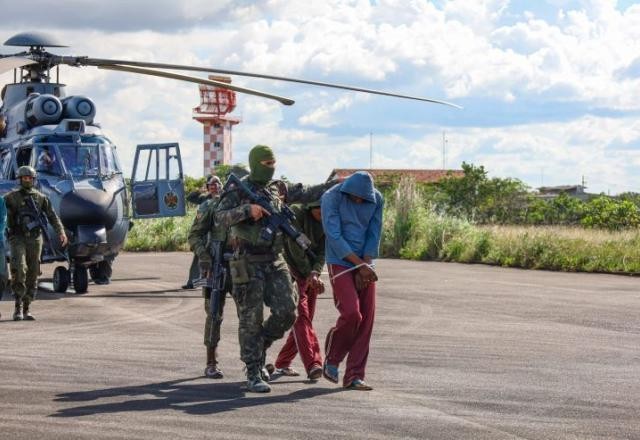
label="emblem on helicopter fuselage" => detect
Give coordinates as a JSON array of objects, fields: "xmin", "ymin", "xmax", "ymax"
[{"xmin": 163, "ymin": 191, "xmax": 179, "ymax": 210}]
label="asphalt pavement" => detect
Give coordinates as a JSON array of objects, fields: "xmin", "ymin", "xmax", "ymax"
[{"xmin": 0, "ymin": 253, "xmax": 638, "ymax": 439}]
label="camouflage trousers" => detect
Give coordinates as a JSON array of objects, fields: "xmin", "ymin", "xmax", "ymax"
[
  {"xmin": 203, "ymin": 288, "xmax": 228, "ymax": 348},
  {"xmin": 10, "ymin": 234, "xmax": 43, "ymax": 303},
  {"xmin": 231, "ymin": 256, "xmax": 298, "ymax": 374},
  {"xmin": 187, "ymin": 254, "xmax": 199, "ymax": 285}
]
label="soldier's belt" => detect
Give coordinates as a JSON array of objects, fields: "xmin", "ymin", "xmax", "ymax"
[
  {"xmin": 232, "ymin": 239, "xmax": 274, "ymax": 255},
  {"xmin": 245, "ymin": 253, "xmax": 276, "ymax": 263}
]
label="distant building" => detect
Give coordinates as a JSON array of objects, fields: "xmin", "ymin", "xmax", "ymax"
[
  {"xmin": 536, "ymin": 185, "xmax": 589, "ymax": 201},
  {"xmin": 328, "ymin": 169, "xmax": 464, "ymax": 185}
]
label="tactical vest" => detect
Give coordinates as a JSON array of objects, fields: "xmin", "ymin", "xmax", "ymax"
[
  {"xmin": 200, "ymin": 197, "xmax": 228, "ymax": 244},
  {"xmin": 229, "ymin": 180, "xmax": 285, "ymax": 254},
  {"xmin": 7, "ymin": 190, "xmax": 45, "ymax": 237}
]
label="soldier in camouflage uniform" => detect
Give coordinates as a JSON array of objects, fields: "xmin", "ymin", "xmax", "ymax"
[
  {"xmin": 215, "ymin": 145, "xmax": 335, "ymax": 393},
  {"xmin": 187, "ymin": 183, "xmax": 230, "ymax": 379},
  {"xmin": 268, "ymin": 201, "xmax": 326, "ymax": 380},
  {"xmin": 5, "ymin": 166, "xmax": 67, "ymax": 321},
  {"xmin": 183, "ymin": 175, "xmax": 223, "ymax": 290}
]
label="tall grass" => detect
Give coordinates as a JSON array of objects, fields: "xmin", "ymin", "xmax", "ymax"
[
  {"xmin": 124, "ymin": 211, "xmax": 194, "ymax": 252},
  {"xmin": 382, "ymin": 178, "xmax": 640, "ymax": 274}
]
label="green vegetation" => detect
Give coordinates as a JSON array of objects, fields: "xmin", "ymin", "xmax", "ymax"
[
  {"xmin": 383, "ymin": 205, "xmax": 640, "ymax": 274},
  {"xmin": 382, "ymin": 174, "xmax": 640, "ymax": 274},
  {"xmin": 125, "ymin": 211, "xmax": 194, "ymax": 252},
  {"xmin": 126, "ymin": 164, "xmax": 640, "ymax": 274}
]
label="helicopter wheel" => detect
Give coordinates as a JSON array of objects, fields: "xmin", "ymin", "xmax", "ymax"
[
  {"xmin": 53, "ymin": 266, "xmax": 70, "ymax": 293},
  {"xmin": 73, "ymin": 265, "xmax": 89, "ymax": 294}
]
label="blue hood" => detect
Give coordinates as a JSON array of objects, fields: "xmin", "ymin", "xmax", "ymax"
[{"xmin": 339, "ymin": 171, "xmax": 376, "ymax": 203}]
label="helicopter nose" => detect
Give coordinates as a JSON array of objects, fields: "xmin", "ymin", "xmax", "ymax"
[{"xmin": 59, "ymin": 189, "xmax": 117, "ymax": 230}]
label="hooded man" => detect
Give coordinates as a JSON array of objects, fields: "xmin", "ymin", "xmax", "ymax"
[
  {"xmin": 320, "ymin": 171, "xmax": 383, "ymax": 391},
  {"xmin": 5, "ymin": 166, "xmax": 67, "ymax": 320},
  {"xmin": 215, "ymin": 145, "xmax": 335, "ymax": 393}
]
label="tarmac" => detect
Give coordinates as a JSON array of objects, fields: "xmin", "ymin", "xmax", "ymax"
[{"xmin": 0, "ymin": 252, "xmax": 638, "ymax": 439}]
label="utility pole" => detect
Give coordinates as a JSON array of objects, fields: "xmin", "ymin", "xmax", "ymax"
[
  {"xmin": 442, "ymin": 131, "xmax": 447, "ymax": 170},
  {"xmin": 540, "ymin": 167, "xmax": 544, "ymax": 187},
  {"xmin": 369, "ymin": 132, "xmax": 373, "ymax": 169}
]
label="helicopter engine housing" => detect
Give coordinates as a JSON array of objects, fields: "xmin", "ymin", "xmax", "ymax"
[
  {"xmin": 62, "ymin": 96, "xmax": 96, "ymax": 124},
  {"xmin": 24, "ymin": 93, "xmax": 63, "ymax": 127}
]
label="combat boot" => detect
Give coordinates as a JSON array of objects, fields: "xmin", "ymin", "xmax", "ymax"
[
  {"xmin": 23, "ymin": 300, "xmax": 35, "ymax": 321},
  {"xmin": 246, "ymin": 373, "xmax": 271, "ymax": 393},
  {"xmin": 260, "ymin": 340, "xmax": 273, "ymax": 382},
  {"xmin": 13, "ymin": 298, "xmax": 23, "ymax": 321},
  {"xmin": 260, "ymin": 365, "xmax": 271, "ymax": 382},
  {"xmin": 204, "ymin": 347, "xmax": 223, "ymax": 379},
  {"xmin": 245, "ymin": 364, "xmax": 271, "ymax": 393}
]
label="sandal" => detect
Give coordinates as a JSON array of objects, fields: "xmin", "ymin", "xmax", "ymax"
[{"xmin": 346, "ymin": 379, "xmax": 373, "ymax": 391}]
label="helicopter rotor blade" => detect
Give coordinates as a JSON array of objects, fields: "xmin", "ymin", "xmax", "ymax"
[
  {"xmin": 83, "ymin": 58, "xmax": 461, "ymax": 108},
  {"xmin": 97, "ymin": 64, "xmax": 295, "ymax": 106},
  {"xmin": 0, "ymin": 56, "xmax": 37, "ymax": 75}
]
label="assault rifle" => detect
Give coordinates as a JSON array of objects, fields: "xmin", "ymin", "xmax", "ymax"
[
  {"xmin": 224, "ymin": 174, "xmax": 316, "ymax": 259},
  {"xmin": 24, "ymin": 196, "xmax": 68, "ymax": 262},
  {"xmin": 193, "ymin": 240, "xmax": 228, "ymax": 332}
]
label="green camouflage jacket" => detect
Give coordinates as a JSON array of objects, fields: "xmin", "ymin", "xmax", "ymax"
[
  {"xmin": 215, "ymin": 176, "xmax": 335, "ymax": 254},
  {"xmin": 187, "ymin": 191, "xmax": 213, "ymax": 205},
  {"xmin": 187, "ymin": 196, "xmax": 227, "ymax": 265},
  {"xmin": 4, "ymin": 187, "xmax": 65, "ymax": 238},
  {"xmin": 283, "ymin": 204, "xmax": 325, "ymax": 278}
]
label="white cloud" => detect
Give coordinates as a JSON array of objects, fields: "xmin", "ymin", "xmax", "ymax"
[{"xmin": 1, "ymin": 1, "xmax": 640, "ymax": 194}]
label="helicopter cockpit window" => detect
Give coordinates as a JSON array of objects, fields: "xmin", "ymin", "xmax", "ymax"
[
  {"xmin": 33, "ymin": 145, "xmax": 63, "ymax": 175},
  {"xmin": 0, "ymin": 149, "xmax": 12, "ymax": 177},
  {"xmin": 99, "ymin": 144, "xmax": 121, "ymax": 175},
  {"xmin": 58, "ymin": 145, "xmax": 100, "ymax": 176}
]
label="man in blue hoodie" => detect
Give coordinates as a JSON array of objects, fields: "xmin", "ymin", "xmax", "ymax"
[{"xmin": 320, "ymin": 171, "xmax": 383, "ymax": 391}]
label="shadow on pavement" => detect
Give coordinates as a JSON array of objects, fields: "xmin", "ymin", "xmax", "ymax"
[
  {"xmin": 110, "ymin": 277, "xmax": 162, "ymax": 282},
  {"xmin": 89, "ymin": 294, "xmax": 198, "ymax": 299},
  {"xmin": 51, "ymin": 377, "xmax": 343, "ymax": 417}
]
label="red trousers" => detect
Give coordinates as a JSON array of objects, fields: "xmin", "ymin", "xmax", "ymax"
[
  {"xmin": 325, "ymin": 264, "xmax": 376, "ymax": 386},
  {"xmin": 275, "ymin": 276, "xmax": 323, "ymax": 374}
]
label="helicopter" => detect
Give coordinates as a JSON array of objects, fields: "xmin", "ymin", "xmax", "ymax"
[{"xmin": 0, "ymin": 31, "xmax": 458, "ymax": 295}]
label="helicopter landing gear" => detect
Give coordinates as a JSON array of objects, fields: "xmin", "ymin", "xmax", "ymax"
[
  {"xmin": 53, "ymin": 266, "xmax": 70, "ymax": 293},
  {"xmin": 73, "ymin": 265, "xmax": 89, "ymax": 294},
  {"xmin": 89, "ymin": 261, "xmax": 111, "ymax": 285}
]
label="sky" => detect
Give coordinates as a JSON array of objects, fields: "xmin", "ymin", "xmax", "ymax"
[{"xmin": 1, "ymin": 0, "xmax": 640, "ymax": 194}]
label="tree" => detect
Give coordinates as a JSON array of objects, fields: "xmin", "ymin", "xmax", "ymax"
[
  {"xmin": 437, "ymin": 162, "xmax": 529, "ymax": 223},
  {"xmin": 581, "ymin": 196, "xmax": 640, "ymax": 229},
  {"xmin": 438, "ymin": 162, "xmax": 488, "ymax": 221}
]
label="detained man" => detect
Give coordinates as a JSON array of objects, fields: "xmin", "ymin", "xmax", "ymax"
[{"xmin": 320, "ymin": 171, "xmax": 383, "ymax": 391}]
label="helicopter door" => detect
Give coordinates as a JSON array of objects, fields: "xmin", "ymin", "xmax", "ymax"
[{"xmin": 131, "ymin": 143, "xmax": 185, "ymax": 218}]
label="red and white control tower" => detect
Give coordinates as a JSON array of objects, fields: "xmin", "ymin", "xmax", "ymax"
[{"xmin": 192, "ymin": 76, "xmax": 241, "ymax": 176}]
